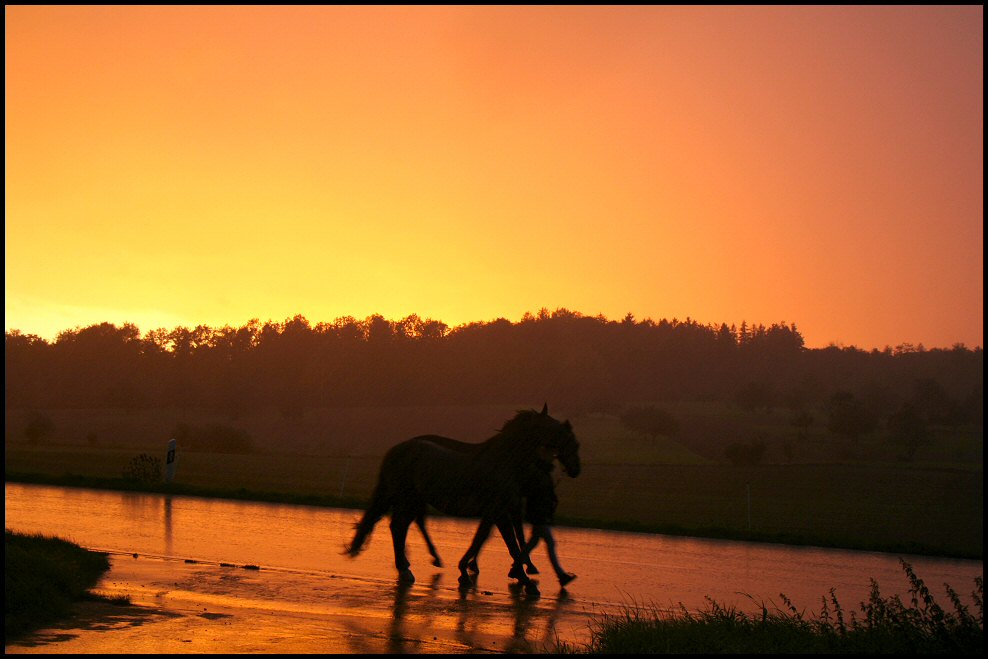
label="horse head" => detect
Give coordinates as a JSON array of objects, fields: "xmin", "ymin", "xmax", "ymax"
[
  {"xmin": 502, "ymin": 404, "xmax": 581, "ymax": 477},
  {"xmin": 554, "ymin": 425, "xmax": 581, "ymax": 477}
]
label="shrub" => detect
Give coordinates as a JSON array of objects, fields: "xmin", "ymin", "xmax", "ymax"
[
  {"xmin": 826, "ymin": 391, "xmax": 878, "ymax": 440},
  {"xmin": 886, "ymin": 403, "xmax": 931, "ymax": 461},
  {"xmin": 122, "ymin": 453, "xmax": 162, "ymax": 484}
]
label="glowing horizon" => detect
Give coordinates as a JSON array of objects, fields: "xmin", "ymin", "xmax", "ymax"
[{"xmin": 5, "ymin": 6, "xmax": 983, "ymax": 350}]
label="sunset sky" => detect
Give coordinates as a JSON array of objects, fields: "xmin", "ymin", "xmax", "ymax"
[{"xmin": 5, "ymin": 5, "xmax": 983, "ymax": 350}]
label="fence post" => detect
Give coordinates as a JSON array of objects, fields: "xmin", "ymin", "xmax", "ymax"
[
  {"xmin": 165, "ymin": 438, "xmax": 177, "ymax": 483},
  {"xmin": 746, "ymin": 482, "xmax": 751, "ymax": 531}
]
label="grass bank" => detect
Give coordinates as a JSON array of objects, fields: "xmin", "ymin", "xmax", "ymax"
[
  {"xmin": 554, "ymin": 560, "xmax": 984, "ymax": 654},
  {"xmin": 4, "ymin": 530, "xmax": 129, "ymax": 642}
]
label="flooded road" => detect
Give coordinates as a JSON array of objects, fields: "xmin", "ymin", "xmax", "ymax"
[{"xmin": 5, "ymin": 483, "xmax": 982, "ymax": 653}]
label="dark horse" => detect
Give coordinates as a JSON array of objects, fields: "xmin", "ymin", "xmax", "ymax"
[
  {"xmin": 446, "ymin": 430, "xmax": 580, "ymax": 579},
  {"xmin": 345, "ymin": 405, "xmax": 580, "ymax": 591},
  {"xmin": 409, "ymin": 431, "xmax": 583, "ymax": 575}
]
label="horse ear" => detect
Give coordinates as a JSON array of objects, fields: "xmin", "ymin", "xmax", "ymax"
[{"xmin": 541, "ymin": 402, "xmax": 548, "ymax": 415}]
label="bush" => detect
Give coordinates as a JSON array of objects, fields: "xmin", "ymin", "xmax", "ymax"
[
  {"xmin": 122, "ymin": 453, "xmax": 162, "ymax": 484},
  {"xmin": 886, "ymin": 403, "xmax": 931, "ymax": 461},
  {"xmin": 620, "ymin": 406, "xmax": 680, "ymax": 438},
  {"xmin": 826, "ymin": 391, "xmax": 878, "ymax": 440}
]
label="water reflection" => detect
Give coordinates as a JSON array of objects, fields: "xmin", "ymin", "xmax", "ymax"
[
  {"xmin": 387, "ymin": 581, "xmax": 413, "ymax": 653},
  {"xmin": 164, "ymin": 497, "xmax": 173, "ymax": 557},
  {"xmin": 118, "ymin": 492, "xmax": 174, "ymax": 557},
  {"xmin": 506, "ymin": 583, "xmax": 540, "ymax": 652},
  {"xmin": 5, "ymin": 483, "xmax": 982, "ymax": 623}
]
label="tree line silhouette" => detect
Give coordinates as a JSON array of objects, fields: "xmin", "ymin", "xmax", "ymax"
[{"xmin": 4, "ymin": 309, "xmax": 982, "ymax": 431}]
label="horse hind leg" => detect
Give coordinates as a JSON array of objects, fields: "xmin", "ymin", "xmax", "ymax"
[
  {"xmin": 414, "ymin": 512, "xmax": 443, "ymax": 567},
  {"xmin": 390, "ymin": 511, "xmax": 416, "ymax": 584},
  {"xmin": 514, "ymin": 514, "xmax": 538, "ymax": 574},
  {"xmin": 458, "ymin": 520, "xmax": 494, "ymax": 587},
  {"xmin": 345, "ymin": 484, "xmax": 391, "ymax": 557},
  {"xmin": 498, "ymin": 518, "xmax": 539, "ymax": 597}
]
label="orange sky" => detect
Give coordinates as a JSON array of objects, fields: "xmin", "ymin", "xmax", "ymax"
[{"xmin": 5, "ymin": 5, "xmax": 983, "ymax": 349}]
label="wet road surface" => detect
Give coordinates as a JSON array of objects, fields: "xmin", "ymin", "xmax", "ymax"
[
  {"xmin": 6, "ymin": 550, "xmax": 607, "ymax": 654},
  {"xmin": 5, "ymin": 484, "xmax": 982, "ymax": 653}
]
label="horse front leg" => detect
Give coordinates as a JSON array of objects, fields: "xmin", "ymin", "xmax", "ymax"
[
  {"xmin": 389, "ymin": 512, "xmax": 416, "ymax": 584},
  {"xmin": 514, "ymin": 511, "xmax": 538, "ymax": 574},
  {"xmin": 458, "ymin": 518, "xmax": 493, "ymax": 587},
  {"xmin": 497, "ymin": 516, "xmax": 540, "ymax": 597},
  {"xmin": 497, "ymin": 517, "xmax": 530, "ymax": 584}
]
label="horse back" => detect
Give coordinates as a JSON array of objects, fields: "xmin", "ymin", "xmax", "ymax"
[{"xmin": 380, "ymin": 435, "xmax": 521, "ymax": 516}]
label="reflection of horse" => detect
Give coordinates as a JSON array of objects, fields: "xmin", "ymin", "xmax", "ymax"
[
  {"xmin": 345, "ymin": 405, "xmax": 580, "ymax": 591},
  {"xmin": 387, "ymin": 581, "xmax": 412, "ymax": 654}
]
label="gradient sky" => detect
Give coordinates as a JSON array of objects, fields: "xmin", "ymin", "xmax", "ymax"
[{"xmin": 5, "ymin": 5, "xmax": 983, "ymax": 349}]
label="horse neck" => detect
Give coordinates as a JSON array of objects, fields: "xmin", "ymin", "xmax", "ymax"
[{"xmin": 476, "ymin": 430, "xmax": 541, "ymax": 467}]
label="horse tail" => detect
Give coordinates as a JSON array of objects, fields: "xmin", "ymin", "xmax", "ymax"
[
  {"xmin": 344, "ymin": 456, "xmax": 393, "ymax": 558},
  {"xmin": 345, "ymin": 489, "xmax": 388, "ymax": 556},
  {"xmin": 344, "ymin": 439, "xmax": 421, "ymax": 558}
]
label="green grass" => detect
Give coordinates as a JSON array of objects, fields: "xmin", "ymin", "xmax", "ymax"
[
  {"xmin": 4, "ymin": 530, "xmax": 129, "ymax": 641},
  {"xmin": 554, "ymin": 560, "xmax": 984, "ymax": 654}
]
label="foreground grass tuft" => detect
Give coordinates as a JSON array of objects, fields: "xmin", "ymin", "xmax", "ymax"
[
  {"xmin": 4, "ymin": 529, "xmax": 127, "ymax": 641},
  {"xmin": 555, "ymin": 560, "xmax": 983, "ymax": 654}
]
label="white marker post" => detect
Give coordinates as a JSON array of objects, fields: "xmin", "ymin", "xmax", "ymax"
[{"xmin": 165, "ymin": 438, "xmax": 177, "ymax": 483}]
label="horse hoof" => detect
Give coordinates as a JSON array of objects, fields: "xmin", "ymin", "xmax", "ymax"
[
  {"xmin": 399, "ymin": 569, "xmax": 415, "ymax": 584},
  {"xmin": 526, "ymin": 565, "xmax": 539, "ymax": 575},
  {"xmin": 457, "ymin": 574, "xmax": 473, "ymax": 588},
  {"xmin": 432, "ymin": 558, "xmax": 443, "ymax": 567},
  {"xmin": 525, "ymin": 583, "xmax": 541, "ymax": 599},
  {"xmin": 508, "ymin": 565, "xmax": 525, "ymax": 580}
]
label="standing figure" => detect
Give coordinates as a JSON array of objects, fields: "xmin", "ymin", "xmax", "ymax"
[{"xmin": 511, "ymin": 450, "xmax": 577, "ymax": 588}]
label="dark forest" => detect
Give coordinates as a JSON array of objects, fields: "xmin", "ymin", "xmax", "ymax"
[{"xmin": 4, "ymin": 309, "xmax": 983, "ymax": 431}]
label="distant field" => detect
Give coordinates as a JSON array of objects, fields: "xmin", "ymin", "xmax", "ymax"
[{"xmin": 4, "ymin": 404, "xmax": 983, "ymax": 559}]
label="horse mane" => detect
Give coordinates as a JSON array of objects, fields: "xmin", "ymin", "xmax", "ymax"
[{"xmin": 497, "ymin": 408, "xmax": 543, "ymax": 435}]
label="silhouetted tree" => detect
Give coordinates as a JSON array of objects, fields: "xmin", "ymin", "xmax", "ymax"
[
  {"xmin": 3, "ymin": 313, "xmax": 981, "ymax": 426},
  {"xmin": 886, "ymin": 403, "xmax": 931, "ymax": 461},
  {"xmin": 826, "ymin": 390, "xmax": 878, "ymax": 440},
  {"xmin": 790, "ymin": 410, "xmax": 813, "ymax": 440},
  {"xmin": 911, "ymin": 378, "xmax": 960, "ymax": 425},
  {"xmin": 734, "ymin": 381, "xmax": 775, "ymax": 412}
]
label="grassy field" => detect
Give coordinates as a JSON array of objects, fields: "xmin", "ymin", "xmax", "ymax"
[{"xmin": 4, "ymin": 404, "xmax": 983, "ymax": 559}]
